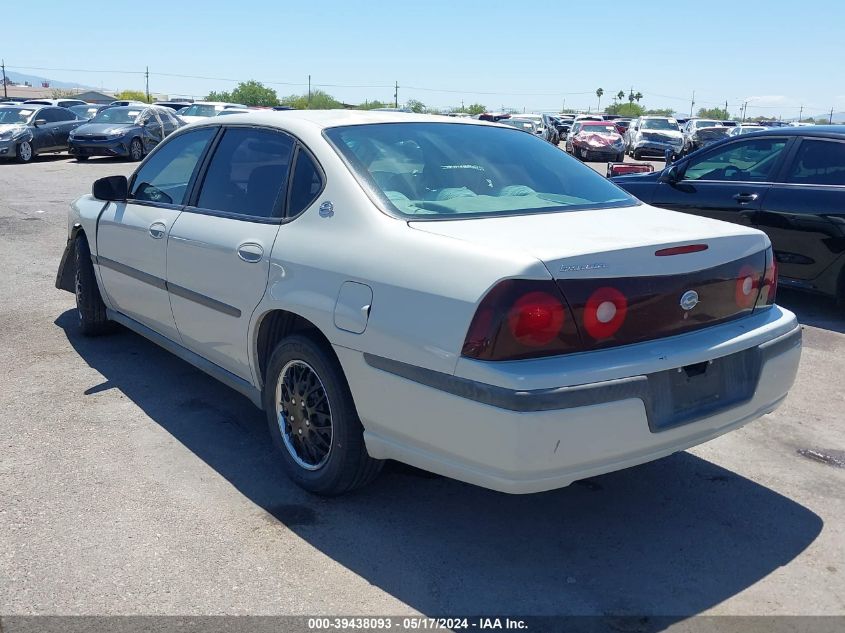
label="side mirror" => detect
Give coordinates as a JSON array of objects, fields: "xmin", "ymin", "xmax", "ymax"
[
  {"xmin": 34, "ymin": 119, "xmax": 47, "ymax": 127},
  {"xmin": 658, "ymin": 165, "xmax": 680, "ymax": 184},
  {"xmin": 92, "ymin": 175, "xmax": 128, "ymax": 201}
]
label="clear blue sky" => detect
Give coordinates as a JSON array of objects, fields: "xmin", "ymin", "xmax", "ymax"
[{"xmin": 5, "ymin": 0, "xmax": 844, "ymax": 119}]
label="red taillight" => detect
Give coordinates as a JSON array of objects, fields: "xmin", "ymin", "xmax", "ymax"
[
  {"xmin": 655, "ymin": 244, "xmax": 709, "ymax": 256},
  {"xmin": 582, "ymin": 286, "xmax": 628, "ymax": 339},
  {"xmin": 462, "ymin": 280, "xmax": 581, "ymax": 361},
  {"xmin": 507, "ymin": 291, "xmax": 566, "ymax": 347},
  {"xmin": 735, "ymin": 264, "xmax": 759, "ymax": 309},
  {"xmin": 755, "ymin": 246, "xmax": 777, "ymax": 307}
]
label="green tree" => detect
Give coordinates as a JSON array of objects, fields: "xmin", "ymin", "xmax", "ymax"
[
  {"xmin": 115, "ymin": 89, "xmax": 150, "ymax": 103},
  {"xmin": 645, "ymin": 108, "xmax": 675, "ymax": 116},
  {"xmin": 280, "ymin": 89, "xmax": 342, "ymax": 110},
  {"xmin": 596, "ymin": 88, "xmax": 604, "ymax": 112},
  {"xmin": 465, "ymin": 103, "xmax": 486, "ymax": 115},
  {"xmin": 616, "ymin": 90, "xmax": 625, "ymax": 103},
  {"xmin": 697, "ymin": 107, "xmax": 730, "ymax": 119},
  {"xmin": 214, "ymin": 80, "xmax": 278, "ymax": 107},
  {"xmin": 206, "ymin": 90, "xmax": 232, "ymax": 102},
  {"xmin": 357, "ymin": 99, "xmax": 390, "ymax": 110},
  {"xmin": 406, "ymin": 99, "xmax": 426, "ymax": 113},
  {"xmin": 605, "ymin": 102, "xmax": 645, "ymax": 117}
]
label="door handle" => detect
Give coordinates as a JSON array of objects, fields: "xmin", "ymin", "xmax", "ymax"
[
  {"xmin": 733, "ymin": 192, "xmax": 759, "ymax": 204},
  {"xmin": 149, "ymin": 222, "xmax": 166, "ymax": 239},
  {"xmin": 237, "ymin": 242, "xmax": 264, "ymax": 263}
]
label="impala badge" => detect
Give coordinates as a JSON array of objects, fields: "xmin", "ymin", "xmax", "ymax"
[{"xmin": 680, "ymin": 290, "xmax": 700, "ymax": 311}]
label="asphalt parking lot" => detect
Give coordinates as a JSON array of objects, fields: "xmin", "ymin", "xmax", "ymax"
[{"xmin": 1, "ymin": 152, "xmax": 843, "ymax": 623}]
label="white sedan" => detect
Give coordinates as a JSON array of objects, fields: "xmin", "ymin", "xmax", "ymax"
[
  {"xmin": 177, "ymin": 101, "xmax": 248, "ymax": 123},
  {"xmin": 56, "ymin": 111, "xmax": 801, "ymax": 495}
]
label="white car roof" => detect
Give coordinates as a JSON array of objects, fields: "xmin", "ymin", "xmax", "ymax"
[{"xmin": 185, "ymin": 109, "xmax": 497, "ymax": 131}]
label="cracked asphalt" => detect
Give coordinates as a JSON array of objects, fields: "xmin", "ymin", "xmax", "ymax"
[{"xmin": 0, "ymin": 152, "xmax": 843, "ymax": 624}]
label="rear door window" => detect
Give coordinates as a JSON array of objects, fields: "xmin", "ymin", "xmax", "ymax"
[
  {"xmin": 195, "ymin": 127, "xmax": 294, "ymax": 219},
  {"xmin": 786, "ymin": 139, "xmax": 845, "ymax": 186}
]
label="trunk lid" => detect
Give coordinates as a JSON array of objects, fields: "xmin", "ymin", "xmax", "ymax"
[
  {"xmin": 409, "ymin": 203, "xmax": 768, "ymax": 278},
  {"xmin": 410, "ymin": 204, "xmax": 770, "ymax": 349}
]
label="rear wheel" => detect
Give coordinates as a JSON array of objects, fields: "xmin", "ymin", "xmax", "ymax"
[
  {"xmin": 16, "ymin": 141, "xmax": 33, "ymax": 163},
  {"xmin": 633, "ymin": 149, "xmax": 642, "ymax": 160},
  {"xmin": 74, "ymin": 237, "xmax": 113, "ymax": 336},
  {"xmin": 129, "ymin": 138, "xmax": 143, "ymax": 161},
  {"xmin": 264, "ymin": 334, "xmax": 383, "ymax": 495}
]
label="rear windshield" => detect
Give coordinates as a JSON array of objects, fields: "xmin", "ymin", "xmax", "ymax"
[
  {"xmin": 579, "ymin": 124, "xmax": 618, "ymax": 134},
  {"xmin": 325, "ymin": 122, "xmax": 637, "ymax": 219},
  {"xmin": 641, "ymin": 118, "xmax": 679, "ymax": 130}
]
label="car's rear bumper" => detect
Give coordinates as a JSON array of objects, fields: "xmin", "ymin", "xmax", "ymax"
[{"xmin": 337, "ymin": 306, "xmax": 801, "ymax": 494}]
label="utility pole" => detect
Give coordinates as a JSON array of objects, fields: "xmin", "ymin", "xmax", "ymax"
[
  {"xmin": 145, "ymin": 66, "xmax": 150, "ymax": 102},
  {"xmin": 741, "ymin": 101, "xmax": 748, "ymax": 122},
  {"xmin": 394, "ymin": 81, "xmax": 398, "ymax": 109},
  {"xmin": 308, "ymin": 75, "xmax": 311, "ymax": 106},
  {"xmin": 725, "ymin": 100, "xmax": 729, "ymax": 117},
  {"xmin": 690, "ymin": 90, "xmax": 695, "ymax": 117},
  {"xmin": 798, "ymin": 105, "xmax": 803, "ymax": 122},
  {"xmin": 830, "ymin": 108, "xmax": 835, "ymax": 124},
  {"xmin": 1, "ymin": 59, "xmax": 6, "ymax": 99}
]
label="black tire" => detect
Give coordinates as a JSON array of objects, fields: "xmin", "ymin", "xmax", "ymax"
[
  {"xmin": 16, "ymin": 140, "xmax": 33, "ymax": 163},
  {"xmin": 74, "ymin": 237, "xmax": 113, "ymax": 336},
  {"xmin": 75, "ymin": 155, "xmax": 89, "ymax": 162},
  {"xmin": 129, "ymin": 138, "xmax": 143, "ymax": 162},
  {"xmin": 633, "ymin": 149, "xmax": 642, "ymax": 160},
  {"xmin": 616, "ymin": 152, "xmax": 624, "ymax": 162},
  {"xmin": 263, "ymin": 334, "xmax": 383, "ymax": 496}
]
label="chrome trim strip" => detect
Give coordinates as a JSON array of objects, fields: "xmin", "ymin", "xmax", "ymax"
[
  {"xmin": 363, "ymin": 325, "xmax": 801, "ymax": 421},
  {"xmin": 94, "ymin": 256, "xmax": 241, "ymax": 318},
  {"xmin": 95, "ymin": 255, "xmax": 167, "ymax": 290},
  {"xmin": 168, "ymin": 282, "xmax": 242, "ymax": 318}
]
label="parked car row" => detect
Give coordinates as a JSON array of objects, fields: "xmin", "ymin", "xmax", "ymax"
[{"xmin": 0, "ymin": 98, "xmax": 261, "ymax": 163}]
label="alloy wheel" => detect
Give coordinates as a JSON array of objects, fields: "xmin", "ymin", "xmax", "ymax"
[
  {"xmin": 18, "ymin": 141, "xmax": 32, "ymax": 162},
  {"xmin": 276, "ymin": 359, "xmax": 333, "ymax": 470}
]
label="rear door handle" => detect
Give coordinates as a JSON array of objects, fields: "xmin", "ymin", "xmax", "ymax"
[
  {"xmin": 149, "ymin": 222, "xmax": 166, "ymax": 239},
  {"xmin": 733, "ymin": 192, "xmax": 759, "ymax": 204},
  {"xmin": 237, "ymin": 242, "xmax": 264, "ymax": 263}
]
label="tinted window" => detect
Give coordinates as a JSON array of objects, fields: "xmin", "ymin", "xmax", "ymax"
[
  {"xmin": 39, "ymin": 109, "xmax": 62, "ymax": 123},
  {"xmin": 326, "ymin": 122, "xmax": 636, "ymax": 218},
  {"xmin": 52, "ymin": 108, "xmax": 77, "ymax": 122},
  {"xmin": 196, "ymin": 128, "xmax": 294, "ymax": 218},
  {"xmin": 787, "ymin": 139, "xmax": 845, "ymax": 186},
  {"xmin": 130, "ymin": 128, "xmax": 215, "ymax": 205},
  {"xmin": 683, "ymin": 138, "xmax": 788, "ymax": 182},
  {"xmin": 288, "ymin": 150, "xmax": 323, "ymax": 216}
]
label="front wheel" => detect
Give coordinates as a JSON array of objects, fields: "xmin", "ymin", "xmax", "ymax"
[
  {"xmin": 264, "ymin": 334, "xmax": 383, "ymax": 495},
  {"xmin": 74, "ymin": 237, "xmax": 113, "ymax": 336},
  {"xmin": 16, "ymin": 140, "xmax": 33, "ymax": 163},
  {"xmin": 129, "ymin": 138, "xmax": 143, "ymax": 161}
]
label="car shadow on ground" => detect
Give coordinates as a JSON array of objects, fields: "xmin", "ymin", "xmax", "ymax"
[
  {"xmin": 56, "ymin": 310, "xmax": 823, "ymax": 624},
  {"xmin": 776, "ymin": 288, "xmax": 845, "ymax": 334}
]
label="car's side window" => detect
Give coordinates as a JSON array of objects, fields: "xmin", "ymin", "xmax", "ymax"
[
  {"xmin": 53, "ymin": 108, "xmax": 76, "ymax": 122},
  {"xmin": 683, "ymin": 138, "xmax": 788, "ymax": 182},
  {"xmin": 39, "ymin": 109, "xmax": 60, "ymax": 123},
  {"xmin": 786, "ymin": 139, "xmax": 845, "ymax": 186},
  {"xmin": 129, "ymin": 128, "xmax": 216, "ymax": 206},
  {"xmin": 195, "ymin": 127, "xmax": 294, "ymax": 219},
  {"xmin": 288, "ymin": 150, "xmax": 324, "ymax": 217}
]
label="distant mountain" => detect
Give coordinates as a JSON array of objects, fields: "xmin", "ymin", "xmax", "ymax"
[{"xmin": 4, "ymin": 70, "xmax": 93, "ymax": 91}]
